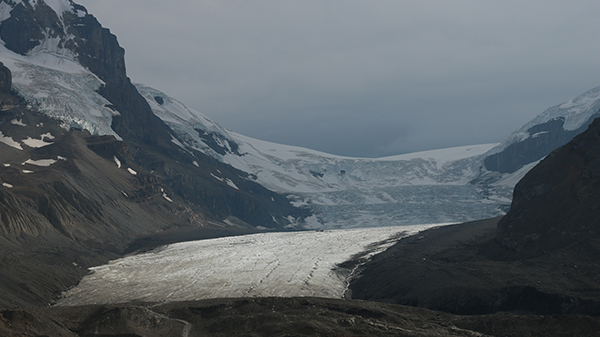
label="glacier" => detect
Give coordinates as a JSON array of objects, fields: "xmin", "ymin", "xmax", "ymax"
[
  {"xmin": 0, "ymin": 45, "xmax": 121, "ymax": 139},
  {"xmin": 57, "ymin": 224, "xmax": 443, "ymax": 305},
  {"xmin": 138, "ymin": 84, "xmax": 515, "ymax": 229}
]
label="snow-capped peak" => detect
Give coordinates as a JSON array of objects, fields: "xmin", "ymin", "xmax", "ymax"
[
  {"xmin": 0, "ymin": 0, "xmax": 122, "ymax": 138},
  {"xmin": 485, "ymin": 85, "xmax": 600, "ymax": 157}
]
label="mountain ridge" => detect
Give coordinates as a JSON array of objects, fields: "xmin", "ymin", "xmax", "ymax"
[{"xmin": 2, "ymin": 0, "xmax": 599, "ymax": 230}]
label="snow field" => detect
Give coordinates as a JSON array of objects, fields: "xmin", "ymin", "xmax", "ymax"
[{"xmin": 57, "ymin": 224, "xmax": 444, "ymax": 306}]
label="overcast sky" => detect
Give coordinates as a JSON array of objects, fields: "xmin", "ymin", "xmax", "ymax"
[{"xmin": 77, "ymin": 0, "xmax": 600, "ymax": 158}]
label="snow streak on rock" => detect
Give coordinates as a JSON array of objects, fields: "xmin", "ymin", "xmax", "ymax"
[{"xmin": 57, "ymin": 224, "xmax": 442, "ymax": 306}]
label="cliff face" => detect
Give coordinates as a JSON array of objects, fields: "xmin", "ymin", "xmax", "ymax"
[
  {"xmin": 497, "ymin": 117, "xmax": 600, "ymax": 253},
  {"xmin": 0, "ymin": 62, "xmax": 10, "ymax": 93}
]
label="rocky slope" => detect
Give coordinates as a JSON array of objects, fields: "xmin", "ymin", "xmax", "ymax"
[{"xmin": 497, "ymin": 116, "xmax": 600, "ymax": 253}]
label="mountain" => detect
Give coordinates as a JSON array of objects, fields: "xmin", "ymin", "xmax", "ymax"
[
  {"xmin": 137, "ymin": 83, "xmax": 600, "ymax": 229},
  {"xmin": 0, "ymin": 0, "xmax": 306, "ymax": 229},
  {"xmin": 0, "ymin": 0, "xmax": 307, "ymax": 308},
  {"xmin": 138, "ymin": 84, "xmax": 507, "ymax": 229},
  {"xmin": 2, "ymin": 1, "xmax": 599, "ymax": 235},
  {"xmin": 350, "ymin": 116, "xmax": 600, "ymax": 316},
  {"xmin": 0, "ymin": 0, "xmax": 597, "ymax": 302}
]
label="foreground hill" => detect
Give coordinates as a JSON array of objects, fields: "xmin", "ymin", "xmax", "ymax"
[{"xmin": 4, "ymin": 297, "xmax": 600, "ymax": 337}]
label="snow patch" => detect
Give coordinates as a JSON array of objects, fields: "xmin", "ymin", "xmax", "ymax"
[
  {"xmin": 0, "ymin": 131, "xmax": 23, "ymax": 150},
  {"xmin": 127, "ymin": 168, "xmax": 137, "ymax": 175},
  {"xmin": 2, "ymin": 182, "xmax": 12, "ymax": 188},
  {"xmin": 0, "ymin": 2, "xmax": 13, "ymax": 22},
  {"xmin": 22, "ymin": 137, "xmax": 53, "ymax": 148},
  {"xmin": 210, "ymin": 173, "xmax": 223, "ymax": 182},
  {"xmin": 41, "ymin": 0, "xmax": 74, "ymax": 18},
  {"xmin": 10, "ymin": 119, "xmax": 26, "ymax": 126},
  {"xmin": 22, "ymin": 158, "xmax": 57, "ymax": 167},
  {"xmin": 113, "ymin": 156, "xmax": 121, "ymax": 169},
  {"xmin": 40, "ymin": 132, "xmax": 54, "ymax": 140},
  {"xmin": 225, "ymin": 178, "xmax": 239, "ymax": 190}
]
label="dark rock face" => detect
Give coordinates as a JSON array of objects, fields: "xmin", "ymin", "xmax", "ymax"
[
  {"xmin": 497, "ymin": 117, "xmax": 600, "ymax": 253},
  {"xmin": 0, "ymin": 1, "xmax": 46, "ymax": 55},
  {"xmin": 484, "ymin": 114, "xmax": 599, "ymax": 174},
  {"xmin": 0, "ymin": 62, "xmax": 11, "ymax": 93},
  {"xmin": 195, "ymin": 129, "xmax": 242, "ymax": 156}
]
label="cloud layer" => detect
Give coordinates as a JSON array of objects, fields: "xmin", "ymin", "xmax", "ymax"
[{"xmin": 78, "ymin": 0, "xmax": 600, "ymax": 157}]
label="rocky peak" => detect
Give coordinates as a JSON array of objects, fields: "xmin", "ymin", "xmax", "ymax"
[
  {"xmin": 0, "ymin": 0, "xmax": 173, "ymax": 146},
  {"xmin": 0, "ymin": 0, "xmax": 75, "ymax": 55}
]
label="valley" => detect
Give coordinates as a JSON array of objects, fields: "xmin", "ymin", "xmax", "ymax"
[{"xmin": 0, "ymin": 1, "xmax": 600, "ymax": 336}]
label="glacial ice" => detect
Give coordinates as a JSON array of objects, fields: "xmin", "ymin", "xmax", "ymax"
[{"xmin": 57, "ymin": 224, "xmax": 444, "ymax": 306}]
